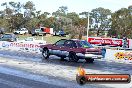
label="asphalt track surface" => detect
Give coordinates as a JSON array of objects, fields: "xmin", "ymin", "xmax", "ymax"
[{"xmin": 0, "ymin": 49, "xmax": 132, "ymax": 88}]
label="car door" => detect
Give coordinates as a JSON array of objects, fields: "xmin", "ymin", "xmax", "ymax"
[
  {"xmin": 51, "ymin": 39, "xmax": 66, "ymax": 55},
  {"xmin": 61, "ymin": 40, "xmax": 77, "ymax": 56}
]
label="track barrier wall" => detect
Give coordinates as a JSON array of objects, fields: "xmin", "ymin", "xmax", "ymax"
[
  {"xmin": 0, "ymin": 41, "xmax": 132, "ymax": 62},
  {"xmin": 0, "ymin": 41, "xmax": 42, "ymax": 53},
  {"xmin": 105, "ymin": 49, "xmax": 132, "ymax": 63}
]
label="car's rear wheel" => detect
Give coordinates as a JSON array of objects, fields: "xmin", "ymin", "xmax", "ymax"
[
  {"xmin": 85, "ymin": 58, "xmax": 94, "ymax": 63},
  {"xmin": 68, "ymin": 52, "xmax": 79, "ymax": 62},
  {"xmin": 42, "ymin": 48, "xmax": 49, "ymax": 60}
]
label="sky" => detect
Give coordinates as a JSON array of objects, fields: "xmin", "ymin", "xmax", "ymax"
[{"xmin": 0, "ymin": 0, "xmax": 131, "ymax": 14}]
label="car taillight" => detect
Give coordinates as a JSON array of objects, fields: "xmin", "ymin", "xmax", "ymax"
[{"xmin": 85, "ymin": 49, "xmax": 101, "ymax": 54}]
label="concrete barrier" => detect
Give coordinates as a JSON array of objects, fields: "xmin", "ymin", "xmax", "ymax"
[{"xmin": 0, "ymin": 41, "xmax": 132, "ymax": 63}]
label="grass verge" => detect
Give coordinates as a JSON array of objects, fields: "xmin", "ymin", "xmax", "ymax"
[{"xmin": 17, "ymin": 34, "xmax": 69, "ymax": 44}]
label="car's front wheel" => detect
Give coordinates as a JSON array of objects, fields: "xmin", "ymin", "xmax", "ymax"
[
  {"xmin": 42, "ymin": 48, "xmax": 49, "ymax": 60},
  {"xmin": 85, "ymin": 58, "xmax": 94, "ymax": 63},
  {"xmin": 68, "ymin": 52, "xmax": 79, "ymax": 62}
]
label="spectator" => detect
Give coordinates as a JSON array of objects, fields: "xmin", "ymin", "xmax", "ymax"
[{"xmin": 101, "ymin": 47, "xmax": 106, "ymax": 58}]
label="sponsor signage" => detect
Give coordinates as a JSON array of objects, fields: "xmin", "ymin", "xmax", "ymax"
[
  {"xmin": 10, "ymin": 42, "xmax": 40, "ymax": 48},
  {"xmin": 115, "ymin": 52, "xmax": 132, "ymax": 60},
  {"xmin": 76, "ymin": 67, "xmax": 131, "ymax": 85},
  {"xmin": 88, "ymin": 37, "xmax": 130, "ymax": 47},
  {"xmin": 2, "ymin": 42, "xmax": 10, "ymax": 48},
  {"xmin": 0, "ymin": 41, "xmax": 42, "ymax": 52}
]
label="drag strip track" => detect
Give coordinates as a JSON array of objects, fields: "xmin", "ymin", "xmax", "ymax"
[
  {"xmin": 0, "ymin": 72, "xmax": 65, "ymax": 88},
  {"xmin": 0, "ymin": 49, "xmax": 132, "ymax": 75},
  {"xmin": 0, "ymin": 49, "xmax": 132, "ymax": 88}
]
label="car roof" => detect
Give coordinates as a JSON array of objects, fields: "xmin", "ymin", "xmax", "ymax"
[
  {"xmin": 71, "ymin": 39, "xmax": 80, "ymax": 41},
  {"xmin": 71, "ymin": 39, "xmax": 86, "ymax": 42},
  {"xmin": 59, "ymin": 39, "xmax": 86, "ymax": 42},
  {"xmin": 3, "ymin": 33, "xmax": 16, "ymax": 36},
  {"xmin": 4, "ymin": 33, "xmax": 14, "ymax": 35}
]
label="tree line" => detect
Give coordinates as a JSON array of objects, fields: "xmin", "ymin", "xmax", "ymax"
[{"xmin": 0, "ymin": 1, "xmax": 132, "ymax": 39}]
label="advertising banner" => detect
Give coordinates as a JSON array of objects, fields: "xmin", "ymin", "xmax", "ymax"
[
  {"xmin": 105, "ymin": 49, "xmax": 132, "ymax": 63},
  {"xmin": 88, "ymin": 37, "xmax": 131, "ymax": 48},
  {"xmin": 0, "ymin": 41, "xmax": 41, "ymax": 52}
]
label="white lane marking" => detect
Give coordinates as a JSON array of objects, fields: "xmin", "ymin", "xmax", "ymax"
[{"xmin": 0, "ymin": 78, "xmax": 32, "ymax": 88}]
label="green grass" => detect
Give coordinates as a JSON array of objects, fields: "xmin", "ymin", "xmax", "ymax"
[
  {"xmin": 17, "ymin": 34, "xmax": 69, "ymax": 44},
  {"xmin": 43, "ymin": 36, "xmax": 69, "ymax": 44}
]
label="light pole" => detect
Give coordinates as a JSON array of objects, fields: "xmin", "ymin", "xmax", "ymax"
[{"xmin": 87, "ymin": 12, "xmax": 89, "ymax": 41}]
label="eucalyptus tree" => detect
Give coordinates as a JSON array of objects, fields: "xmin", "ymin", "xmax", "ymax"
[
  {"xmin": 128, "ymin": 5, "xmax": 132, "ymax": 15},
  {"xmin": 43, "ymin": 12, "xmax": 50, "ymax": 18},
  {"xmin": 23, "ymin": 1, "xmax": 36, "ymax": 18},
  {"xmin": 1, "ymin": 2, "xmax": 14, "ymax": 32},
  {"xmin": 0, "ymin": 11, "xmax": 4, "ymax": 18},
  {"xmin": 8, "ymin": 1, "xmax": 24, "ymax": 31},
  {"xmin": 23, "ymin": 1, "xmax": 36, "ymax": 31},
  {"xmin": 1, "ymin": 2, "xmax": 8, "ymax": 16},
  {"xmin": 52, "ymin": 6, "xmax": 69, "ymax": 31},
  {"xmin": 1, "ymin": 2, "xmax": 13, "ymax": 17},
  {"xmin": 35, "ymin": 10, "xmax": 41, "ymax": 18},
  {"xmin": 91, "ymin": 7, "xmax": 111, "ymax": 36},
  {"xmin": 128, "ymin": 5, "xmax": 132, "ymax": 11},
  {"xmin": 110, "ymin": 8, "xmax": 132, "ymax": 38},
  {"xmin": 67, "ymin": 12, "xmax": 80, "ymax": 26},
  {"xmin": 9, "ymin": 1, "xmax": 22, "ymax": 14}
]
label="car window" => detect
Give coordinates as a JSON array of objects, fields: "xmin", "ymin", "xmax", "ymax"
[
  {"xmin": 25, "ymin": 37, "xmax": 33, "ymax": 41},
  {"xmin": 79, "ymin": 40, "xmax": 93, "ymax": 48},
  {"xmin": 55, "ymin": 39, "xmax": 66, "ymax": 46},
  {"xmin": 64, "ymin": 40, "xmax": 77, "ymax": 48},
  {"xmin": 3, "ymin": 34, "xmax": 12, "ymax": 38},
  {"xmin": 35, "ymin": 29, "xmax": 40, "ymax": 32},
  {"xmin": 22, "ymin": 29, "xmax": 24, "ymax": 31}
]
